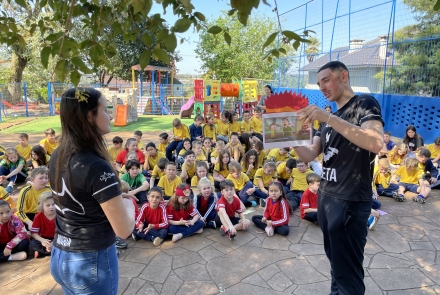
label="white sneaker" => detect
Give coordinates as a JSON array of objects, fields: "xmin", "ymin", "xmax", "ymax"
[
  {"xmin": 368, "ymin": 215, "xmax": 378, "ymax": 230},
  {"xmin": 153, "ymin": 237, "xmax": 164, "ymax": 246},
  {"xmin": 172, "ymin": 233, "xmax": 183, "ymax": 243},
  {"xmin": 196, "ymin": 228, "xmax": 203, "ymax": 234},
  {"xmin": 265, "ymin": 226, "xmax": 274, "ymax": 236}
]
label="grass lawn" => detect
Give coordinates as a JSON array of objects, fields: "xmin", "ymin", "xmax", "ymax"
[{"xmin": 0, "ymin": 115, "xmax": 195, "ymax": 134}]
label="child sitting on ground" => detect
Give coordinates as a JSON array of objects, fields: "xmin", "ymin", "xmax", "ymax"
[
  {"xmin": 166, "ymin": 118, "xmax": 190, "ymax": 161},
  {"xmin": 120, "ymin": 160, "xmax": 149, "ymax": 205},
  {"xmin": 0, "ymin": 148, "xmax": 28, "ymax": 193},
  {"xmin": 108, "ymin": 136, "xmax": 123, "ymax": 162},
  {"xmin": 158, "ymin": 162, "xmax": 182, "ymax": 201},
  {"xmin": 189, "ymin": 115, "xmax": 204, "ymax": 142},
  {"xmin": 30, "ymin": 192, "xmax": 55, "ymax": 258},
  {"xmin": 240, "ymin": 110, "xmax": 254, "ymax": 135},
  {"xmin": 300, "ymin": 173, "xmax": 320, "ymax": 223},
  {"xmin": 388, "ymin": 144, "xmax": 409, "ymax": 169},
  {"xmin": 180, "ymin": 150, "xmax": 197, "ymax": 184},
  {"xmin": 39, "ymin": 128, "xmax": 58, "ymax": 156},
  {"xmin": 254, "ymin": 160, "xmax": 278, "ymax": 207},
  {"xmin": 286, "ymin": 159, "xmax": 313, "ymax": 211},
  {"xmin": 226, "ymin": 132, "xmax": 244, "ymax": 161},
  {"xmin": 134, "ymin": 130, "xmax": 144, "ymax": 150},
  {"xmin": 252, "ymin": 181, "xmax": 292, "ymax": 236},
  {"xmin": 202, "ymin": 137, "xmax": 214, "ymax": 161},
  {"xmin": 158, "ymin": 132, "xmax": 169, "ymax": 153},
  {"xmin": 15, "ymin": 167, "xmax": 51, "ymax": 230},
  {"xmin": 254, "ymin": 141, "xmax": 267, "ymax": 168},
  {"xmin": 30, "ymin": 146, "xmax": 50, "ymax": 169},
  {"xmin": 132, "ymin": 187, "xmax": 168, "ymax": 246},
  {"xmin": 372, "ymin": 158, "xmax": 399, "ymax": 201},
  {"xmin": 251, "ymin": 106, "xmax": 263, "ymax": 142},
  {"xmin": 150, "ymin": 158, "xmax": 169, "ymax": 189},
  {"xmin": 203, "ymin": 114, "xmax": 217, "ymax": 144},
  {"xmin": 177, "ymin": 138, "xmax": 192, "ymax": 166},
  {"xmin": 241, "ymin": 149, "xmax": 259, "ymax": 183},
  {"xmin": 194, "ymin": 177, "xmax": 218, "ymax": 229},
  {"xmin": 417, "ymin": 148, "xmax": 439, "ymax": 188},
  {"xmin": 116, "ymin": 138, "xmax": 145, "ymax": 173},
  {"xmin": 210, "ymin": 140, "xmax": 225, "ymax": 166},
  {"xmin": 230, "ymin": 111, "xmax": 241, "ymax": 134},
  {"xmin": 120, "ymin": 151, "xmax": 137, "ymax": 175},
  {"xmin": 278, "ymin": 158, "xmax": 297, "ymax": 192},
  {"xmin": 267, "ymin": 147, "xmax": 291, "ymax": 166},
  {"xmin": 167, "ymin": 184, "xmax": 204, "ymax": 243},
  {"xmin": 143, "ymin": 142, "xmax": 166, "ymax": 175},
  {"xmin": 392, "ymin": 157, "xmax": 429, "ymax": 203},
  {"xmin": 16, "ymin": 133, "xmax": 32, "ymax": 162},
  {"xmin": 213, "ymin": 149, "xmax": 232, "ymax": 190},
  {"xmin": 216, "ymin": 180, "xmax": 250, "ymax": 240},
  {"xmin": 427, "ymin": 136, "xmax": 440, "ymax": 167},
  {"xmin": 215, "ymin": 110, "xmax": 232, "ymax": 143},
  {"xmin": 226, "ymin": 161, "xmax": 256, "ymax": 207},
  {"xmin": 0, "ymin": 200, "xmax": 29, "ymax": 262},
  {"xmin": 192, "ymin": 140, "xmax": 207, "ymax": 163},
  {"xmin": 191, "ymin": 161, "xmax": 214, "ymax": 197}
]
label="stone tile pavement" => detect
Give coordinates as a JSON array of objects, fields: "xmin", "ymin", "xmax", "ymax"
[{"xmin": 1, "ymin": 190, "xmax": 440, "ymax": 295}]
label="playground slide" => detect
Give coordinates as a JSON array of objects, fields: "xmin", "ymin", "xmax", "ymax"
[
  {"xmin": 114, "ymin": 104, "xmax": 128, "ymax": 127},
  {"xmin": 1, "ymin": 100, "xmax": 21, "ymax": 110},
  {"xmin": 180, "ymin": 96, "xmax": 195, "ymax": 118},
  {"xmin": 155, "ymin": 98, "xmax": 174, "ymax": 115}
]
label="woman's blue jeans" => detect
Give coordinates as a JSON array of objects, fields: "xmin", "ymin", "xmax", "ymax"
[{"xmin": 51, "ymin": 243, "xmax": 119, "ymax": 295}]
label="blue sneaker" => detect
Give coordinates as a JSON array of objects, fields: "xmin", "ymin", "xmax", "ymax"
[
  {"xmin": 367, "ymin": 215, "xmax": 378, "ymax": 230},
  {"xmin": 5, "ymin": 185, "xmax": 13, "ymax": 194},
  {"xmin": 249, "ymin": 200, "xmax": 257, "ymax": 207}
]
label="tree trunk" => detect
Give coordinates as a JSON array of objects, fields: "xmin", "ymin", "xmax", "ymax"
[
  {"xmin": 106, "ymin": 75, "xmax": 114, "ymax": 85},
  {"xmin": 99, "ymin": 70, "xmax": 106, "ymax": 86},
  {"xmin": 8, "ymin": 51, "xmax": 28, "ymax": 104}
]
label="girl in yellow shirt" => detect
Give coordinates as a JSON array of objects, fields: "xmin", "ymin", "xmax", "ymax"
[
  {"xmin": 213, "ymin": 149, "xmax": 231, "ymax": 190},
  {"xmin": 215, "ymin": 111, "xmax": 232, "ymax": 143},
  {"xmin": 253, "ymin": 161, "xmax": 278, "ymax": 204},
  {"xmin": 203, "ymin": 114, "xmax": 217, "ymax": 142}
]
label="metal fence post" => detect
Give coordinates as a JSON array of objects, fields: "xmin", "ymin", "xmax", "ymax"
[
  {"xmin": 48, "ymin": 82, "xmax": 53, "ymax": 116},
  {"xmin": 23, "ymin": 82, "xmax": 29, "ymax": 117}
]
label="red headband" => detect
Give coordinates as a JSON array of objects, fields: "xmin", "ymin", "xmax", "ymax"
[{"xmin": 176, "ymin": 185, "xmax": 191, "ymax": 197}]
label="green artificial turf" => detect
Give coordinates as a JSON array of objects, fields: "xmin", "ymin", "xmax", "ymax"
[{"xmin": 0, "ymin": 115, "xmax": 194, "ymax": 134}]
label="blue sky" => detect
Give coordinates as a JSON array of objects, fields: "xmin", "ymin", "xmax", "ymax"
[{"xmin": 151, "ymin": 0, "xmax": 413, "ymax": 74}]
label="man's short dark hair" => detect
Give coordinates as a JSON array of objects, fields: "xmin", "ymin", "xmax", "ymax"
[{"xmin": 318, "ymin": 61, "xmax": 349, "ymax": 78}]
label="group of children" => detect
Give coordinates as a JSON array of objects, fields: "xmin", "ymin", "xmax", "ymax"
[{"xmin": 1, "ymin": 110, "xmax": 439, "ymax": 260}]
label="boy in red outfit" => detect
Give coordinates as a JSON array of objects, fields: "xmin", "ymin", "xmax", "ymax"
[{"xmin": 300, "ymin": 173, "xmax": 321, "ymax": 223}]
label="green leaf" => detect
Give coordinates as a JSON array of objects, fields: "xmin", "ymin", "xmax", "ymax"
[
  {"xmin": 267, "ymin": 56, "xmax": 272, "ymax": 63},
  {"xmin": 153, "ymin": 48, "xmax": 169, "ymax": 64},
  {"xmin": 194, "ymin": 12, "xmax": 206, "ymax": 21},
  {"xmin": 227, "ymin": 9, "xmax": 236, "ymax": 16},
  {"xmin": 293, "ymin": 40, "xmax": 301, "ymax": 51},
  {"xmin": 207, "ymin": 25, "xmax": 222, "ymax": 34},
  {"xmin": 282, "ymin": 30, "xmax": 308, "ymax": 42},
  {"xmin": 132, "ymin": 0, "xmax": 143, "ymax": 15},
  {"xmin": 71, "ymin": 57, "xmax": 92, "ymax": 74},
  {"xmin": 55, "ymin": 60, "xmax": 67, "ymax": 82},
  {"xmin": 278, "ymin": 48, "xmax": 287, "ymax": 55},
  {"xmin": 141, "ymin": 33, "xmax": 153, "ymax": 47},
  {"xmin": 139, "ymin": 49, "xmax": 151, "ymax": 69},
  {"xmin": 165, "ymin": 33, "xmax": 177, "ymax": 52},
  {"xmin": 263, "ymin": 32, "xmax": 278, "ymax": 49},
  {"xmin": 15, "ymin": 0, "xmax": 27, "ymax": 9},
  {"xmin": 303, "ymin": 29, "xmax": 316, "ymax": 36},
  {"xmin": 90, "ymin": 45, "xmax": 104, "ymax": 65},
  {"xmin": 271, "ymin": 49, "xmax": 279, "ymax": 58},
  {"xmin": 173, "ymin": 18, "xmax": 192, "ymax": 33},
  {"xmin": 41, "ymin": 47, "xmax": 51, "ymax": 69},
  {"xmin": 223, "ymin": 31, "xmax": 231, "ymax": 46},
  {"xmin": 70, "ymin": 70, "xmax": 81, "ymax": 86},
  {"xmin": 434, "ymin": 0, "xmax": 440, "ymax": 10},
  {"xmin": 157, "ymin": 29, "xmax": 168, "ymax": 41},
  {"xmin": 180, "ymin": 38, "xmax": 184, "ymax": 44}
]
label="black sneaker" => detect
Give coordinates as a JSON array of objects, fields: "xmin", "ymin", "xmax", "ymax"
[
  {"xmin": 116, "ymin": 237, "xmax": 128, "ymax": 248},
  {"xmin": 131, "ymin": 233, "xmax": 139, "ymax": 242},
  {"xmin": 207, "ymin": 221, "xmax": 217, "ymax": 229}
]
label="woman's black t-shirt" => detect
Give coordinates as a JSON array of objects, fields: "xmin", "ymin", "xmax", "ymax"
[
  {"xmin": 316, "ymin": 94, "xmax": 384, "ymax": 202},
  {"xmin": 407, "ymin": 136, "xmax": 424, "ymax": 151},
  {"xmin": 49, "ymin": 149, "xmax": 121, "ymax": 252}
]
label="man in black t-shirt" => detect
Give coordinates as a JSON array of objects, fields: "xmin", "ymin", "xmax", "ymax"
[{"xmin": 294, "ymin": 61, "xmax": 384, "ymax": 295}]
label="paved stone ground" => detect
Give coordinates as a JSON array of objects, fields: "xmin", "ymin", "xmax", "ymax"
[{"xmin": 1, "ymin": 189, "xmax": 440, "ymax": 295}]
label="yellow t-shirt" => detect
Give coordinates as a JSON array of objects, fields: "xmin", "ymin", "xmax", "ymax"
[
  {"xmin": 251, "ymin": 116, "xmax": 263, "ymax": 133},
  {"xmin": 173, "ymin": 124, "xmax": 190, "ymax": 140},
  {"xmin": 203, "ymin": 124, "xmax": 217, "ymax": 140},
  {"xmin": 372, "ymin": 166, "xmax": 392, "ymax": 189},
  {"xmin": 290, "ymin": 168, "xmax": 313, "ymax": 191},
  {"xmin": 16, "ymin": 185, "xmax": 52, "ymax": 222},
  {"xmin": 137, "ymin": 141, "xmax": 144, "ymax": 151},
  {"xmin": 32, "ymin": 154, "xmax": 51, "ymax": 167},
  {"xmin": 0, "ymin": 186, "xmax": 14, "ymax": 209},
  {"xmin": 395, "ymin": 166, "xmax": 423, "ymax": 185},
  {"xmin": 157, "ymin": 142, "xmax": 169, "ymax": 153},
  {"xmin": 191, "ymin": 175, "xmax": 214, "ymax": 189},
  {"xmin": 147, "ymin": 152, "xmax": 166, "ymax": 169},
  {"xmin": 202, "ymin": 147, "xmax": 213, "ymax": 159},
  {"xmin": 388, "ymin": 148, "xmax": 405, "ymax": 165},
  {"xmin": 215, "ymin": 119, "xmax": 230, "ymax": 137},
  {"xmin": 195, "ymin": 153, "xmax": 207, "ymax": 162},
  {"xmin": 211, "ymin": 149, "xmax": 219, "ymax": 161},
  {"xmin": 151, "ymin": 165, "xmax": 165, "ymax": 180},
  {"xmin": 257, "ymin": 150, "xmax": 267, "ymax": 168},
  {"xmin": 182, "ymin": 162, "xmax": 196, "ymax": 178},
  {"xmin": 214, "ymin": 162, "xmax": 229, "ymax": 178},
  {"xmin": 227, "ymin": 172, "xmax": 250, "ymax": 191},
  {"xmin": 39, "ymin": 138, "xmax": 58, "ymax": 155},
  {"xmin": 253, "ymin": 168, "xmax": 277, "ymax": 187},
  {"xmin": 268, "ymin": 149, "xmax": 290, "ymax": 162},
  {"xmin": 290, "ymin": 149, "xmax": 298, "ymax": 159},
  {"xmin": 241, "ymin": 161, "xmax": 258, "ymax": 180},
  {"xmin": 427, "ymin": 143, "xmax": 440, "ymax": 158},
  {"xmin": 158, "ymin": 175, "xmax": 182, "ymax": 197},
  {"xmin": 230, "ymin": 121, "xmax": 241, "ymax": 134},
  {"xmin": 277, "ymin": 162, "xmax": 291, "ymax": 180},
  {"xmin": 108, "ymin": 145, "xmax": 123, "ymax": 162},
  {"xmin": 16, "ymin": 144, "xmax": 32, "ymax": 160},
  {"xmin": 240, "ymin": 120, "xmax": 254, "ymax": 133}
]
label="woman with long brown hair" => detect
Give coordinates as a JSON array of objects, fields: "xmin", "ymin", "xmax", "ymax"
[{"xmin": 49, "ymin": 88, "xmax": 134, "ymax": 294}]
